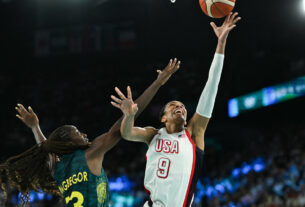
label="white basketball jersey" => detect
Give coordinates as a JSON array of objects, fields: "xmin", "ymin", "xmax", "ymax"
[{"xmin": 144, "ymin": 127, "xmax": 197, "ymax": 207}]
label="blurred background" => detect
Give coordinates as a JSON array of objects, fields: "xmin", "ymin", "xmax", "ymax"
[{"xmin": 0, "ymin": 0, "xmax": 305, "ymax": 206}]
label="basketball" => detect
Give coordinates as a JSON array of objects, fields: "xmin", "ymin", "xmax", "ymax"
[{"xmin": 199, "ymin": 0, "xmax": 236, "ymax": 18}]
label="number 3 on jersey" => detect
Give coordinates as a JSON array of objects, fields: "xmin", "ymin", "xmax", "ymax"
[
  {"xmin": 65, "ymin": 191, "xmax": 84, "ymax": 207},
  {"xmin": 157, "ymin": 157, "xmax": 171, "ymax": 178}
]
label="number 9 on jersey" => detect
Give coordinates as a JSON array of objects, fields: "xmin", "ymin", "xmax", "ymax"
[{"xmin": 157, "ymin": 158, "xmax": 171, "ymax": 179}]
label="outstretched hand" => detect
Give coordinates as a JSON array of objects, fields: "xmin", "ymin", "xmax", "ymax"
[
  {"xmin": 156, "ymin": 58, "xmax": 181, "ymax": 86},
  {"xmin": 111, "ymin": 86, "xmax": 138, "ymax": 116},
  {"xmin": 210, "ymin": 12, "xmax": 241, "ymax": 43},
  {"xmin": 15, "ymin": 104, "xmax": 39, "ymax": 129}
]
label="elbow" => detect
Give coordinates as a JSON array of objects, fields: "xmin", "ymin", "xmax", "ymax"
[
  {"xmin": 108, "ymin": 129, "xmax": 121, "ymax": 139},
  {"xmin": 121, "ymin": 131, "xmax": 131, "ymax": 140}
]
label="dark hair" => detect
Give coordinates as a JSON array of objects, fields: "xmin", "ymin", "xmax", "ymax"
[
  {"xmin": 159, "ymin": 101, "xmax": 187, "ymax": 128},
  {"xmin": 159, "ymin": 104, "xmax": 167, "ymax": 122},
  {"xmin": 0, "ymin": 125, "xmax": 90, "ymax": 206}
]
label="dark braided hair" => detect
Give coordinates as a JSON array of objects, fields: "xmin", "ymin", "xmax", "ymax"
[{"xmin": 0, "ymin": 125, "xmax": 90, "ymax": 206}]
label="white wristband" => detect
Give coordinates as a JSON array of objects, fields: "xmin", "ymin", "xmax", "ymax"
[{"xmin": 196, "ymin": 53, "xmax": 224, "ymax": 118}]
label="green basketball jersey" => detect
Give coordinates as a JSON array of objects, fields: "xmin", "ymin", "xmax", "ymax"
[{"xmin": 53, "ymin": 150, "xmax": 110, "ymax": 207}]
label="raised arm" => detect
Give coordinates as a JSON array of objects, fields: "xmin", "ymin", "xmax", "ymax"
[
  {"xmin": 15, "ymin": 104, "xmax": 47, "ymax": 143},
  {"xmin": 111, "ymin": 87, "xmax": 158, "ymax": 145},
  {"xmin": 187, "ymin": 12, "xmax": 241, "ymax": 151},
  {"xmin": 111, "ymin": 59, "xmax": 181, "ymax": 144},
  {"xmin": 88, "ymin": 58, "xmax": 181, "ymax": 156},
  {"xmin": 15, "ymin": 104, "xmax": 57, "ymax": 169}
]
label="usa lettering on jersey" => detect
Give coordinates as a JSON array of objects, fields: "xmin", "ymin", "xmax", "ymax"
[{"xmin": 155, "ymin": 139, "xmax": 179, "ymax": 154}]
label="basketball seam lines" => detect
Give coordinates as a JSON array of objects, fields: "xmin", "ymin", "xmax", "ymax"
[
  {"xmin": 207, "ymin": 0, "xmax": 214, "ymax": 18},
  {"xmin": 214, "ymin": 3, "xmax": 225, "ymax": 17},
  {"xmin": 213, "ymin": 0, "xmax": 235, "ymax": 7},
  {"xmin": 202, "ymin": 0, "xmax": 234, "ymax": 18},
  {"xmin": 200, "ymin": 0, "xmax": 207, "ymax": 10}
]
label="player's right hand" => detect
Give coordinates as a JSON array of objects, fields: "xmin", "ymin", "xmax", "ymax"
[
  {"xmin": 111, "ymin": 86, "xmax": 138, "ymax": 116},
  {"xmin": 210, "ymin": 12, "xmax": 241, "ymax": 43},
  {"xmin": 15, "ymin": 104, "xmax": 39, "ymax": 129},
  {"xmin": 156, "ymin": 58, "xmax": 181, "ymax": 86}
]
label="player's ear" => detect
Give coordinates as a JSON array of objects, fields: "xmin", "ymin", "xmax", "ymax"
[
  {"xmin": 161, "ymin": 115, "xmax": 166, "ymax": 124},
  {"xmin": 184, "ymin": 120, "xmax": 187, "ymax": 126}
]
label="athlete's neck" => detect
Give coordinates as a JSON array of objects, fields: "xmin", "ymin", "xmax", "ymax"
[{"xmin": 165, "ymin": 124, "xmax": 184, "ymax": 134}]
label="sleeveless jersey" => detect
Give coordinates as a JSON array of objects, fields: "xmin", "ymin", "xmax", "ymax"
[
  {"xmin": 144, "ymin": 128, "xmax": 204, "ymax": 207},
  {"xmin": 53, "ymin": 150, "xmax": 110, "ymax": 207}
]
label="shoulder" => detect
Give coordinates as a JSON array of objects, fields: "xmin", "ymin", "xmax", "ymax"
[
  {"xmin": 144, "ymin": 126, "xmax": 159, "ymax": 133},
  {"xmin": 142, "ymin": 126, "xmax": 159, "ymax": 145},
  {"xmin": 144, "ymin": 127, "xmax": 159, "ymax": 137}
]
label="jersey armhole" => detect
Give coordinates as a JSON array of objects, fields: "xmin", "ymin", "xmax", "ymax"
[{"xmin": 146, "ymin": 127, "xmax": 159, "ymax": 146}]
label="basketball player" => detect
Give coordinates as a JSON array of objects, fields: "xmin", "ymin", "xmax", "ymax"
[
  {"xmin": 111, "ymin": 12, "xmax": 241, "ymax": 207},
  {"xmin": 0, "ymin": 58, "xmax": 181, "ymax": 207}
]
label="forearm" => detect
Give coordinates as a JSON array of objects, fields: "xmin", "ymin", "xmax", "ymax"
[
  {"xmin": 196, "ymin": 52, "xmax": 225, "ymax": 118},
  {"xmin": 120, "ymin": 115, "xmax": 135, "ymax": 140},
  {"xmin": 215, "ymin": 40, "xmax": 226, "ymax": 55},
  {"xmin": 32, "ymin": 126, "xmax": 57, "ymax": 169},
  {"xmin": 134, "ymin": 80, "xmax": 162, "ymax": 119},
  {"xmin": 32, "ymin": 125, "xmax": 47, "ymax": 144}
]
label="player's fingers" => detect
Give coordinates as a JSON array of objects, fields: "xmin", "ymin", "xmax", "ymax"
[
  {"xmin": 225, "ymin": 12, "xmax": 232, "ymax": 23},
  {"xmin": 115, "ymin": 87, "xmax": 127, "ymax": 99},
  {"xmin": 111, "ymin": 95, "xmax": 122, "ymax": 103},
  {"xmin": 230, "ymin": 12, "xmax": 238, "ymax": 23},
  {"xmin": 167, "ymin": 59, "xmax": 173, "ymax": 68},
  {"xmin": 111, "ymin": 101, "xmax": 121, "ymax": 109},
  {"xmin": 127, "ymin": 86, "xmax": 132, "ymax": 99},
  {"xmin": 156, "ymin": 69, "xmax": 162, "ymax": 74},
  {"xmin": 230, "ymin": 12, "xmax": 237, "ymax": 21},
  {"xmin": 15, "ymin": 106, "xmax": 24, "ymax": 117},
  {"xmin": 233, "ymin": 17, "xmax": 241, "ymax": 24},
  {"xmin": 17, "ymin": 103, "xmax": 26, "ymax": 111},
  {"xmin": 172, "ymin": 58, "xmax": 177, "ymax": 68},
  {"xmin": 15, "ymin": 106, "xmax": 21, "ymax": 113},
  {"xmin": 173, "ymin": 58, "xmax": 179, "ymax": 69},
  {"xmin": 228, "ymin": 24, "xmax": 236, "ymax": 31},
  {"xmin": 174, "ymin": 61, "xmax": 181, "ymax": 71},
  {"xmin": 28, "ymin": 106, "xmax": 35, "ymax": 114},
  {"xmin": 16, "ymin": 114, "xmax": 24, "ymax": 122},
  {"xmin": 17, "ymin": 104, "xmax": 28, "ymax": 115},
  {"xmin": 210, "ymin": 22, "xmax": 217, "ymax": 30}
]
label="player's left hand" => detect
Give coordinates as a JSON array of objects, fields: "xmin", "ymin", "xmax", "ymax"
[
  {"xmin": 210, "ymin": 12, "xmax": 241, "ymax": 43},
  {"xmin": 156, "ymin": 58, "xmax": 181, "ymax": 86},
  {"xmin": 15, "ymin": 104, "xmax": 39, "ymax": 129}
]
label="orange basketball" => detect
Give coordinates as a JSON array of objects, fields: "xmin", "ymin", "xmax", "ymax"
[{"xmin": 199, "ymin": 0, "xmax": 236, "ymax": 18}]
